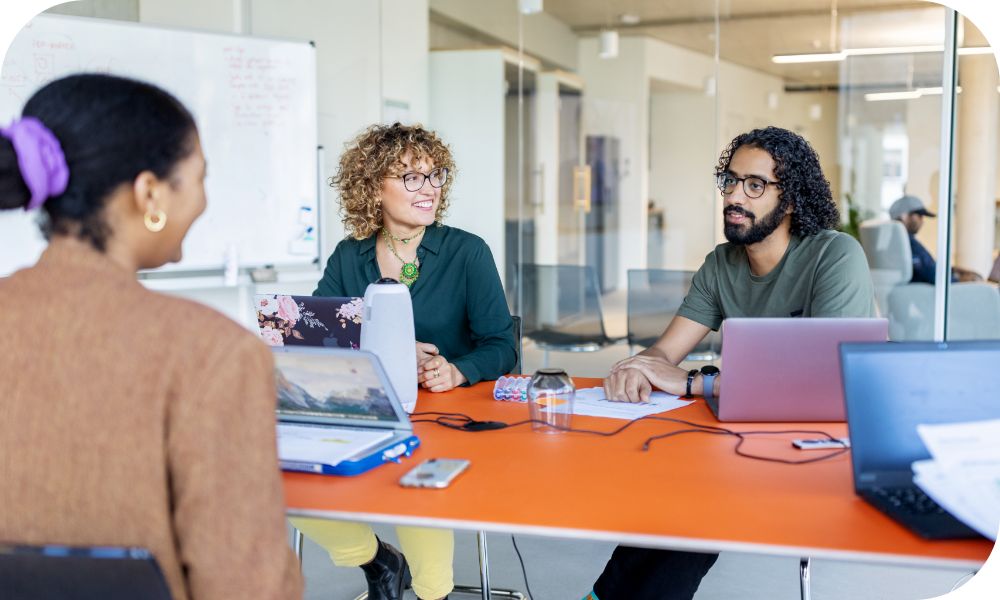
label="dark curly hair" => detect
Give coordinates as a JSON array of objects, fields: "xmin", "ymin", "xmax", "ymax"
[{"xmin": 715, "ymin": 126, "xmax": 838, "ymax": 237}]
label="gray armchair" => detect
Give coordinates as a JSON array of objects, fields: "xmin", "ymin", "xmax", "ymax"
[{"xmin": 859, "ymin": 219, "xmax": 1000, "ymax": 340}]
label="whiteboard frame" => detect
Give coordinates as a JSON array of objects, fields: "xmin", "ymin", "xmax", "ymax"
[{"xmin": 1, "ymin": 14, "xmax": 322, "ymax": 278}]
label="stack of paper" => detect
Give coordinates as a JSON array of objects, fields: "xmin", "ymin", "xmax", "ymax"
[
  {"xmin": 572, "ymin": 387, "xmax": 693, "ymax": 420},
  {"xmin": 912, "ymin": 419, "xmax": 1000, "ymax": 541}
]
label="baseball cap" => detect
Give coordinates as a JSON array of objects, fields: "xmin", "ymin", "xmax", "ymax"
[{"xmin": 889, "ymin": 195, "xmax": 936, "ymax": 220}]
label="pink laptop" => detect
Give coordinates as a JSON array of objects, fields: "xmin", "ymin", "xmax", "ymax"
[{"xmin": 711, "ymin": 318, "xmax": 888, "ymax": 422}]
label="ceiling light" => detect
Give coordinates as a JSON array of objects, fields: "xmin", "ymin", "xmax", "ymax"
[
  {"xmin": 620, "ymin": 13, "xmax": 641, "ymax": 25},
  {"xmin": 773, "ymin": 52, "xmax": 846, "ymax": 64},
  {"xmin": 864, "ymin": 90, "xmax": 923, "ymax": 102},
  {"xmin": 599, "ymin": 30, "xmax": 619, "ymax": 59},
  {"xmin": 958, "ymin": 47, "xmax": 994, "ymax": 55},
  {"xmin": 519, "ymin": 0, "xmax": 543, "ymax": 15},
  {"xmin": 773, "ymin": 45, "xmax": 992, "ymax": 64},
  {"xmin": 865, "ymin": 86, "xmax": 962, "ymax": 102}
]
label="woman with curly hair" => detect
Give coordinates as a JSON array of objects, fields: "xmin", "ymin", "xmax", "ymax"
[
  {"xmin": 293, "ymin": 123, "xmax": 516, "ymax": 600},
  {"xmin": 591, "ymin": 126, "xmax": 875, "ymax": 600}
]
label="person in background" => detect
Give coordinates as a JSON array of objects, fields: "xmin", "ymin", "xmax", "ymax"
[
  {"xmin": 889, "ymin": 194, "xmax": 982, "ymax": 284},
  {"xmin": 295, "ymin": 123, "xmax": 517, "ymax": 600},
  {"xmin": 0, "ymin": 74, "xmax": 302, "ymax": 600}
]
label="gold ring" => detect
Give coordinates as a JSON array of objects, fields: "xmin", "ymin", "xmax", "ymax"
[{"xmin": 433, "ymin": 368, "xmax": 440, "ymax": 378}]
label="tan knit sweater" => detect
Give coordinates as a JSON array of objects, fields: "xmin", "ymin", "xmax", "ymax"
[{"xmin": 0, "ymin": 238, "xmax": 302, "ymax": 600}]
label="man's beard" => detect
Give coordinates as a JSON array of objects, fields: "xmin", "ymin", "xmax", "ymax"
[{"xmin": 723, "ymin": 201, "xmax": 789, "ymax": 245}]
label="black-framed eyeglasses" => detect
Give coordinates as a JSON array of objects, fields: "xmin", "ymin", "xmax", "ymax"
[
  {"xmin": 388, "ymin": 167, "xmax": 449, "ymax": 192},
  {"xmin": 716, "ymin": 173, "xmax": 779, "ymax": 199}
]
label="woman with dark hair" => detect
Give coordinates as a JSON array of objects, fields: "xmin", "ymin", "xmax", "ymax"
[
  {"xmin": 293, "ymin": 123, "xmax": 517, "ymax": 600},
  {"xmin": 0, "ymin": 74, "xmax": 301, "ymax": 600}
]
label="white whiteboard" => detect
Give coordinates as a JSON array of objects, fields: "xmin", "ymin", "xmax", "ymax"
[{"xmin": 0, "ymin": 14, "xmax": 319, "ymax": 275}]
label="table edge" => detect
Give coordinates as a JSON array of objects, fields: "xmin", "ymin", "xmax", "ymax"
[{"xmin": 285, "ymin": 508, "xmax": 987, "ymax": 570}]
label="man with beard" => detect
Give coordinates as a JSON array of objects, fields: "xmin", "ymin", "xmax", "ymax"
[{"xmin": 584, "ymin": 127, "xmax": 876, "ymax": 600}]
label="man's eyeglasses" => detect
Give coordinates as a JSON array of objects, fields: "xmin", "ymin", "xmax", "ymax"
[
  {"xmin": 388, "ymin": 167, "xmax": 449, "ymax": 192},
  {"xmin": 716, "ymin": 173, "xmax": 779, "ymax": 199}
]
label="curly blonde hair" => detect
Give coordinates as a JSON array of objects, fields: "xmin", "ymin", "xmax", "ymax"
[{"xmin": 332, "ymin": 123, "xmax": 456, "ymax": 240}]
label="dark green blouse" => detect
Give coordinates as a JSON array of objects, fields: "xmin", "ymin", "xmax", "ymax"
[{"xmin": 314, "ymin": 224, "xmax": 516, "ymax": 385}]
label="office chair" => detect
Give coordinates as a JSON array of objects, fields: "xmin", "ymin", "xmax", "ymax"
[
  {"xmin": 0, "ymin": 543, "xmax": 171, "ymax": 600},
  {"xmin": 858, "ymin": 219, "xmax": 913, "ymax": 318},
  {"xmin": 859, "ymin": 219, "xmax": 1000, "ymax": 340},
  {"xmin": 513, "ymin": 264, "xmax": 624, "ymax": 367},
  {"xmin": 626, "ymin": 269, "xmax": 720, "ymax": 361},
  {"xmin": 888, "ymin": 282, "xmax": 1000, "ymax": 341}
]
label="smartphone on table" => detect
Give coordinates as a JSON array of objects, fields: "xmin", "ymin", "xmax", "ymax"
[{"xmin": 399, "ymin": 458, "xmax": 470, "ymax": 488}]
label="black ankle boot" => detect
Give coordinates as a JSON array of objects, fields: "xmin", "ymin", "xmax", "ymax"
[{"xmin": 359, "ymin": 538, "xmax": 412, "ymax": 600}]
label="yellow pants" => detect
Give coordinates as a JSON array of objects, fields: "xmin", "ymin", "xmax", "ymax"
[{"xmin": 290, "ymin": 517, "xmax": 454, "ymax": 599}]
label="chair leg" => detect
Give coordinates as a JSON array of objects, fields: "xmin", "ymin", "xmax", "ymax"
[
  {"xmin": 799, "ymin": 557, "xmax": 811, "ymax": 600},
  {"xmin": 451, "ymin": 531, "xmax": 527, "ymax": 599},
  {"xmin": 292, "ymin": 527, "xmax": 304, "ymax": 569}
]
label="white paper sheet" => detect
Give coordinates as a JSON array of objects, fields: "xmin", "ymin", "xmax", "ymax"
[
  {"xmin": 571, "ymin": 387, "xmax": 693, "ymax": 420},
  {"xmin": 277, "ymin": 424, "xmax": 393, "ymax": 467},
  {"xmin": 912, "ymin": 419, "xmax": 1000, "ymax": 541}
]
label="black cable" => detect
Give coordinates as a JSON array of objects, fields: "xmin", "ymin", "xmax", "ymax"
[
  {"xmin": 510, "ymin": 535, "xmax": 534, "ymax": 600},
  {"xmin": 410, "ymin": 411, "xmax": 850, "ymax": 465}
]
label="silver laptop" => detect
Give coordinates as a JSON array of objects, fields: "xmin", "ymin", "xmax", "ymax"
[
  {"xmin": 709, "ymin": 318, "xmax": 889, "ymax": 422},
  {"xmin": 272, "ymin": 347, "xmax": 419, "ymax": 475}
]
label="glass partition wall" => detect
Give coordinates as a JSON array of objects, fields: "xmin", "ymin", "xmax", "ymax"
[{"xmin": 507, "ymin": 1, "xmax": 997, "ymax": 375}]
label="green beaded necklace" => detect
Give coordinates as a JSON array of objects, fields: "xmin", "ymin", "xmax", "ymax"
[{"xmin": 382, "ymin": 226, "xmax": 424, "ymax": 287}]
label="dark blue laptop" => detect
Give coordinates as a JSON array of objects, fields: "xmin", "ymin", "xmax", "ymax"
[{"xmin": 840, "ymin": 340, "xmax": 1000, "ymax": 539}]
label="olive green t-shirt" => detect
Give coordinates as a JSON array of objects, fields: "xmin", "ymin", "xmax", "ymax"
[{"xmin": 676, "ymin": 230, "xmax": 877, "ymax": 331}]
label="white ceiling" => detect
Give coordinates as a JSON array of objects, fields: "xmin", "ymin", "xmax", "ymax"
[{"xmin": 542, "ymin": 0, "xmax": 969, "ymax": 88}]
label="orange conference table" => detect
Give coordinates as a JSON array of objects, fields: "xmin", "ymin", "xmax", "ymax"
[{"xmin": 283, "ymin": 378, "xmax": 993, "ymax": 599}]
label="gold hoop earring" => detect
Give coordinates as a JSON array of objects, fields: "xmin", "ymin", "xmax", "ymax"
[{"xmin": 144, "ymin": 208, "xmax": 167, "ymax": 233}]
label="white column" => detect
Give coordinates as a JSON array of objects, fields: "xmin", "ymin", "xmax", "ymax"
[
  {"xmin": 955, "ymin": 53, "xmax": 999, "ymax": 275},
  {"xmin": 533, "ymin": 72, "xmax": 560, "ymax": 264}
]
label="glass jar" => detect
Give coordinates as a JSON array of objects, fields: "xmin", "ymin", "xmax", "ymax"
[{"xmin": 527, "ymin": 368, "xmax": 575, "ymax": 433}]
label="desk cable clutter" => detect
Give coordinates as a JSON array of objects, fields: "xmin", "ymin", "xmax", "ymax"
[{"xmin": 410, "ymin": 410, "xmax": 850, "ymax": 465}]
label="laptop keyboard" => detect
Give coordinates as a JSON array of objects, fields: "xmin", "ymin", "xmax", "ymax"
[{"xmin": 867, "ymin": 486, "xmax": 947, "ymax": 516}]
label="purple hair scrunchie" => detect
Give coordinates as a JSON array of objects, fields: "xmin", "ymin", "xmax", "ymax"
[{"xmin": 0, "ymin": 116, "xmax": 70, "ymax": 211}]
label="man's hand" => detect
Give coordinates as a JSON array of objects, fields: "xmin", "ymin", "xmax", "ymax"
[
  {"xmin": 953, "ymin": 267, "xmax": 983, "ymax": 283},
  {"xmin": 603, "ymin": 367, "xmax": 654, "ymax": 403},
  {"xmin": 607, "ymin": 355, "xmax": 695, "ymax": 400}
]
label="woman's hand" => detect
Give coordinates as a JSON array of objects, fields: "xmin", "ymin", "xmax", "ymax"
[
  {"xmin": 416, "ymin": 342, "xmax": 439, "ymax": 364},
  {"xmin": 418, "ymin": 353, "xmax": 467, "ymax": 393}
]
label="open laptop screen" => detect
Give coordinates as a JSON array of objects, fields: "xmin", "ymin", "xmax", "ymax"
[
  {"xmin": 840, "ymin": 341, "xmax": 1000, "ymax": 478},
  {"xmin": 255, "ymin": 294, "xmax": 362, "ymax": 349},
  {"xmin": 272, "ymin": 347, "xmax": 408, "ymax": 428}
]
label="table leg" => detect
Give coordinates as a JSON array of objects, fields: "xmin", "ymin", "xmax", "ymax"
[
  {"xmin": 451, "ymin": 531, "xmax": 527, "ymax": 599},
  {"xmin": 477, "ymin": 530, "xmax": 491, "ymax": 599},
  {"xmin": 799, "ymin": 557, "xmax": 811, "ymax": 600}
]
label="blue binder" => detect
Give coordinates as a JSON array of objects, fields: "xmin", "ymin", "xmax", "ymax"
[{"xmin": 272, "ymin": 347, "xmax": 420, "ymax": 476}]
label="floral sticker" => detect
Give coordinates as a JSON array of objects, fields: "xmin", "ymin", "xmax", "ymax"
[{"xmin": 255, "ymin": 294, "xmax": 361, "ymax": 349}]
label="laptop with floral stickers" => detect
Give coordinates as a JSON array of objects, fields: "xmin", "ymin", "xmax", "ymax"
[{"xmin": 254, "ymin": 294, "xmax": 362, "ymax": 349}]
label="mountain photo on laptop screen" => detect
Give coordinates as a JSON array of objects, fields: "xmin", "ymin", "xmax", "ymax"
[{"xmin": 274, "ymin": 352, "xmax": 396, "ymax": 422}]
